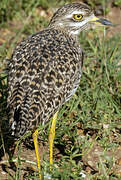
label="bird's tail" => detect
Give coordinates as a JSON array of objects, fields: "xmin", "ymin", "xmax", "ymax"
[
  {"xmin": 8, "ymin": 84, "xmax": 30, "ymax": 138},
  {"xmin": 10, "ymin": 106, "xmax": 30, "ymax": 138}
]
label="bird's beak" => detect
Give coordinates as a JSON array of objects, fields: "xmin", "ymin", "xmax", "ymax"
[{"xmin": 89, "ymin": 16, "xmax": 113, "ymax": 26}]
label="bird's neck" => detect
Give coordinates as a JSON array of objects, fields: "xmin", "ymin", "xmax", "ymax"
[{"xmin": 48, "ymin": 24, "xmax": 80, "ymax": 42}]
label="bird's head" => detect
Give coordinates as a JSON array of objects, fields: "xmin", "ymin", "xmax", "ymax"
[{"xmin": 49, "ymin": 3, "xmax": 113, "ymax": 35}]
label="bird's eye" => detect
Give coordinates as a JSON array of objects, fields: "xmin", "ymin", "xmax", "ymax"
[{"xmin": 73, "ymin": 14, "xmax": 83, "ymax": 21}]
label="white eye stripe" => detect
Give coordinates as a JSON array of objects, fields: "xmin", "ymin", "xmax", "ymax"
[
  {"xmin": 66, "ymin": 10, "xmax": 85, "ymax": 18},
  {"xmin": 68, "ymin": 14, "xmax": 94, "ymax": 26},
  {"xmin": 72, "ymin": 10, "xmax": 85, "ymax": 14}
]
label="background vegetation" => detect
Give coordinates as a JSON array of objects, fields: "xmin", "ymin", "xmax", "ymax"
[{"xmin": 0, "ymin": 0, "xmax": 121, "ymax": 179}]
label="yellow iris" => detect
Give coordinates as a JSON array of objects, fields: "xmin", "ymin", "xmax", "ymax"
[{"xmin": 73, "ymin": 14, "xmax": 83, "ymax": 21}]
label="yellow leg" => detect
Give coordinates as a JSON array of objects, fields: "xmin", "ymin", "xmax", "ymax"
[
  {"xmin": 49, "ymin": 111, "xmax": 58, "ymax": 170},
  {"xmin": 32, "ymin": 129, "xmax": 42, "ymax": 179}
]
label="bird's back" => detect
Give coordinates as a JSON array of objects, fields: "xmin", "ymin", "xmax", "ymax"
[{"xmin": 8, "ymin": 28, "xmax": 83, "ymax": 138}]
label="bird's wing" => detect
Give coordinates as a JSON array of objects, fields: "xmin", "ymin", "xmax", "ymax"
[{"xmin": 8, "ymin": 29, "xmax": 83, "ymax": 137}]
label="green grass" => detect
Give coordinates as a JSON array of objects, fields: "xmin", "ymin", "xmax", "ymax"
[{"xmin": 0, "ymin": 0, "xmax": 121, "ymax": 179}]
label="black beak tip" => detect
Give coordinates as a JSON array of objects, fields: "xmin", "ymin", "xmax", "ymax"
[{"xmin": 96, "ymin": 18, "xmax": 113, "ymax": 26}]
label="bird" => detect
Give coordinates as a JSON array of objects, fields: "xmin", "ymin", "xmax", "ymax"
[{"xmin": 7, "ymin": 2, "xmax": 113, "ymax": 179}]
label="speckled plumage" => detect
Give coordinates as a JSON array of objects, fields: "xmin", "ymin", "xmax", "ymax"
[{"xmin": 7, "ymin": 3, "xmax": 93, "ymax": 137}]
